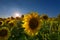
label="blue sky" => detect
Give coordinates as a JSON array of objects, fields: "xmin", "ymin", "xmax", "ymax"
[{"xmin": 0, "ymin": 0, "xmax": 60, "ymax": 18}]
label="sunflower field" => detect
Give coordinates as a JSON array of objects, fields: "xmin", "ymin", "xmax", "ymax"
[{"xmin": 0, "ymin": 12, "xmax": 60, "ymax": 40}]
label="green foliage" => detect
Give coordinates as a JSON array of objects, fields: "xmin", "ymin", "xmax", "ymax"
[{"xmin": 0, "ymin": 16, "xmax": 60, "ymax": 40}]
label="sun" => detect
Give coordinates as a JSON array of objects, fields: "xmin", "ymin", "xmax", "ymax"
[
  {"xmin": 13, "ymin": 12, "xmax": 22, "ymax": 17},
  {"xmin": 15, "ymin": 13, "xmax": 20, "ymax": 17}
]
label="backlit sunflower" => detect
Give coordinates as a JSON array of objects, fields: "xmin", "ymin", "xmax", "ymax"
[
  {"xmin": 40, "ymin": 14, "xmax": 48, "ymax": 21},
  {"xmin": 8, "ymin": 20, "xmax": 15, "ymax": 27},
  {"xmin": 0, "ymin": 18, "xmax": 3, "ymax": 21},
  {"xmin": 0, "ymin": 21, "xmax": 4, "ymax": 26},
  {"xmin": 5, "ymin": 19, "xmax": 10, "ymax": 24},
  {"xmin": 21, "ymin": 15, "xmax": 24, "ymax": 21},
  {"xmin": 8, "ymin": 20, "xmax": 17, "ymax": 30},
  {"xmin": 4, "ymin": 19, "xmax": 11, "ymax": 27},
  {"xmin": 22, "ymin": 12, "xmax": 42, "ymax": 36},
  {"xmin": 0, "ymin": 27, "xmax": 11, "ymax": 40}
]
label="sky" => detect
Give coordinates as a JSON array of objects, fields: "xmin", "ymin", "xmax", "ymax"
[{"xmin": 0, "ymin": 0, "xmax": 60, "ymax": 18}]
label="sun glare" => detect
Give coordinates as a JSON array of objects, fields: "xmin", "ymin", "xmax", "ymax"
[
  {"xmin": 15, "ymin": 13, "xmax": 20, "ymax": 17},
  {"xmin": 14, "ymin": 12, "xmax": 22, "ymax": 17}
]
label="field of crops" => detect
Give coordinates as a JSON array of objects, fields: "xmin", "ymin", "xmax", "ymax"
[{"xmin": 0, "ymin": 12, "xmax": 60, "ymax": 40}]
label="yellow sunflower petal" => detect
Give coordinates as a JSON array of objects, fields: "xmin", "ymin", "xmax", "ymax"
[
  {"xmin": 22, "ymin": 12, "xmax": 42, "ymax": 36},
  {"xmin": 41, "ymin": 14, "xmax": 48, "ymax": 21},
  {"xmin": 0, "ymin": 27, "xmax": 11, "ymax": 40},
  {"xmin": 0, "ymin": 21, "xmax": 4, "ymax": 26}
]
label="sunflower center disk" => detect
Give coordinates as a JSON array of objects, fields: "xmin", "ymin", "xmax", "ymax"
[
  {"xmin": 6, "ymin": 21, "xmax": 10, "ymax": 24},
  {"xmin": 0, "ymin": 29, "xmax": 8, "ymax": 37},
  {"xmin": 43, "ymin": 16, "xmax": 48, "ymax": 20},
  {"xmin": 29, "ymin": 18, "xmax": 39, "ymax": 29},
  {"xmin": 9, "ymin": 23, "xmax": 14, "ymax": 26},
  {"xmin": 0, "ymin": 22, "xmax": 2, "ymax": 25}
]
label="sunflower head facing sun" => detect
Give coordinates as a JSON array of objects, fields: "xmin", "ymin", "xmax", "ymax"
[
  {"xmin": 0, "ymin": 27, "xmax": 11, "ymax": 40},
  {"xmin": 23, "ymin": 12, "xmax": 42, "ymax": 36}
]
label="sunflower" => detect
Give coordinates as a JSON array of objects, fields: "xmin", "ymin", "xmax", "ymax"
[
  {"xmin": 22, "ymin": 12, "xmax": 42, "ymax": 36},
  {"xmin": 10, "ymin": 16, "xmax": 15, "ymax": 20},
  {"xmin": 40, "ymin": 14, "xmax": 48, "ymax": 21},
  {"xmin": 8, "ymin": 20, "xmax": 15, "ymax": 27},
  {"xmin": 4, "ymin": 19, "xmax": 11, "ymax": 26},
  {"xmin": 21, "ymin": 15, "xmax": 24, "ymax": 20},
  {"xmin": 0, "ymin": 27, "xmax": 11, "ymax": 40},
  {"xmin": 8, "ymin": 20, "xmax": 17, "ymax": 30},
  {"xmin": 0, "ymin": 21, "xmax": 4, "ymax": 26},
  {"xmin": 15, "ymin": 17, "xmax": 21, "ymax": 21},
  {"xmin": 0, "ymin": 18, "xmax": 3, "ymax": 21},
  {"xmin": 5, "ymin": 19, "xmax": 10, "ymax": 24}
]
